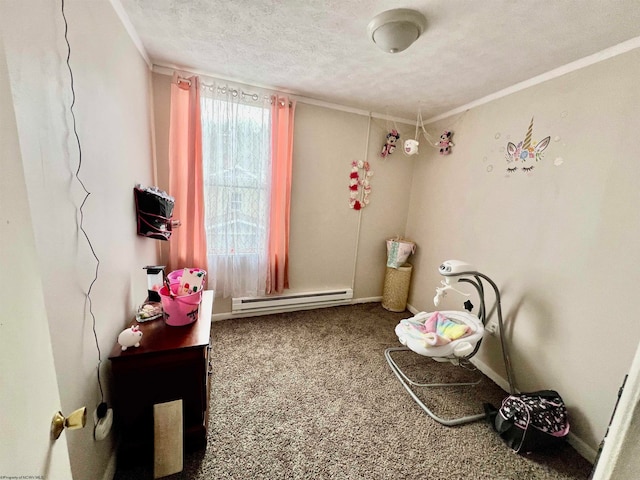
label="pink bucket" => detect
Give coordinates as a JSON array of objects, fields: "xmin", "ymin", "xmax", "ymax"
[{"xmin": 159, "ymin": 283, "xmax": 202, "ymax": 326}]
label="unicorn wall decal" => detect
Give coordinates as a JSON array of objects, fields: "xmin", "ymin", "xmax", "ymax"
[{"xmin": 505, "ymin": 117, "xmax": 550, "ymax": 173}]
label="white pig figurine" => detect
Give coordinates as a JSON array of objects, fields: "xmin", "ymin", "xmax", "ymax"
[{"xmin": 118, "ymin": 325, "xmax": 143, "ymax": 351}]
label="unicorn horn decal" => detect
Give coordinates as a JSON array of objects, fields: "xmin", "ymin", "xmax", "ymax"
[
  {"xmin": 505, "ymin": 117, "xmax": 551, "ymax": 172},
  {"xmin": 522, "ymin": 117, "xmax": 534, "ymax": 150}
]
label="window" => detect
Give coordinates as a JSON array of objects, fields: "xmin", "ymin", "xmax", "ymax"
[
  {"xmin": 230, "ymin": 191, "xmax": 242, "ymax": 213},
  {"xmin": 200, "ymin": 90, "xmax": 271, "ymax": 298}
]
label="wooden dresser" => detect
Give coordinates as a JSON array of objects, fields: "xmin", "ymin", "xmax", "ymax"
[{"xmin": 109, "ymin": 291, "xmax": 213, "ymax": 464}]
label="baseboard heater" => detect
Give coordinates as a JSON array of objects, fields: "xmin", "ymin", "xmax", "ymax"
[{"xmin": 232, "ymin": 288, "xmax": 353, "ymax": 315}]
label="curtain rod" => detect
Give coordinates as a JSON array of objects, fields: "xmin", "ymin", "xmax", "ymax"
[
  {"xmin": 176, "ymin": 74, "xmax": 291, "ymax": 106},
  {"xmin": 158, "ymin": 65, "xmax": 414, "ymax": 123}
]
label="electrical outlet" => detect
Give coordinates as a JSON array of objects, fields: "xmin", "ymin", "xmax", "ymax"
[
  {"xmin": 93, "ymin": 408, "xmax": 113, "ymax": 441},
  {"xmin": 485, "ymin": 320, "xmax": 499, "ymax": 336}
]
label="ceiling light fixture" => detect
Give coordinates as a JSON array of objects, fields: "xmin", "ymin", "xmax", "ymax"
[{"xmin": 367, "ymin": 8, "xmax": 427, "ymax": 53}]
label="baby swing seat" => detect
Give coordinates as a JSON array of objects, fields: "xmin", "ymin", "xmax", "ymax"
[
  {"xmin": 385, "ymin": 260, "xmax": 516, "ymax": 427},
  {"xmin": 394, "ymin": 310, "xmax": 484, "ymax": 362},
  {"xmin": 385, "ymin": 310, "xmax": 487, "ymax": 426}
]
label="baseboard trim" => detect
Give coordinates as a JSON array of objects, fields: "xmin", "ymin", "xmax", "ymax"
[
  {"xmin": 102, "ymin": 446, "xmax": 117, "ymax": 480},
  {"xmin": 406, "ymin": 303, "xmax": 419, "ymax": 315},
  {"xmin": 470, "ymin": 356, "xmax": 597, "ymax": 463},
  {"xmin": 469, "ymin": 356, "xmax": 512, "ymax": 394},
  {"xmin": 567, "ymin": 432, "xmax": 597, "ymax": 464},
  {"xmin": 352, "ymin": 296, "xmax": 382, "ymax": 304}
]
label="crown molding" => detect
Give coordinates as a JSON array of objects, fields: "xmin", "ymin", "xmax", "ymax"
[
  {"xmin": 425, "ymin": 35, "xmax": 640, "ymax": 124},
  {"xmin": 109, "ymin": 0, "xmax": 152, "ymax": 69}
]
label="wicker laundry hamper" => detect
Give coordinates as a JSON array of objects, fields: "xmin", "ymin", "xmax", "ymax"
[{"xmin": 382, "ymin": 263, "xmax": 412, "ymax": 312}]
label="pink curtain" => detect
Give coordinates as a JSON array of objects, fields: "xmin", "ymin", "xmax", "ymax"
[
  {"xmin": 168, "ymin": 73, "xmax": 207, "ymax": 275},
  {"xmin": 266, "ymin": 96, "xmax": 296, "ymax": 294}
]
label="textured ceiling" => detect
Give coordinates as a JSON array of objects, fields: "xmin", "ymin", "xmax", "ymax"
[{"xmin": 120, "ymin": 0, "xmax": 640, "ymax": 120}]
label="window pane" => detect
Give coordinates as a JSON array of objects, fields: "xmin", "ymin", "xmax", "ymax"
[{"xmin": 201, "ymin": 97, "xmax": 270, "ymax": 257}]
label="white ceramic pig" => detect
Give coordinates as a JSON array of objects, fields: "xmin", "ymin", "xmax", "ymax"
[{"xmin": 118, "ymin": 325, "xmax": 143, "ymax": 351}]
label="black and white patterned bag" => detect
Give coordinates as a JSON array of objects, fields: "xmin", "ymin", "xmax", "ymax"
[{"xmin": 485, "ymin": 390, "xmax": 570, "ymax": 453}]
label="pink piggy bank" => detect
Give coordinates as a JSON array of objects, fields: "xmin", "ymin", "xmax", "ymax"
[{"xmin": 117, "ymin": 325, "xmax": 143, "ymax": 351}]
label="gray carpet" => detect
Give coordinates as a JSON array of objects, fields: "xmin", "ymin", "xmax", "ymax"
[{"xmin": 115, "ymin": 303, "xmax": 593, "ymax": 479}]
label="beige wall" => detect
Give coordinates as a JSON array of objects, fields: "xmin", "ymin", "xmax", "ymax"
[
  {"xmin": 151, "ymin": 73, "xmax": 172, "ymax": 277},
  {"xmin": 152, "ymin": 72, "xmax": 417, "ymax": 312},
  {"xmin": 405, "ymin": 48, "xmax": 640, "ymax": 454},
  {"xmin": 1, "ymin": 1, "xmax": 157, "ymax": 478},
  {"xmin": 289, "ymin": 104, "xmax": 416, "ymax": 298}
]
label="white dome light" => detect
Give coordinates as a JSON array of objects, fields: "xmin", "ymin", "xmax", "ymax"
[{"xmin": 367, "ymin": 8, "xmax": 427, "ymax": 53}]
